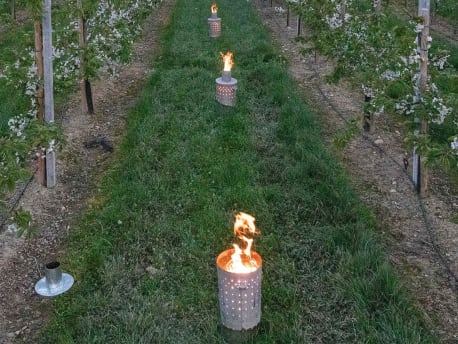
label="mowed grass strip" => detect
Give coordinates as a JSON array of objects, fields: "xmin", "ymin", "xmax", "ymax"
[{"xmin": 43, "ymin": 0, "xmax": 436, "ymax": 343}]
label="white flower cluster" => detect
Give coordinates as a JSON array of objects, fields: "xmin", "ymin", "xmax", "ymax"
[
  {"xmin": 7, "ymin": 116, "xmax": 28, "ymax": 138},
  {"xmin": 362, "ymin": 84, "xmax": 375, "ymax": 98},
  {"xmin": 451, "ymin": 137, "xmax": 458, "ymax": 151},
  {"xmin": 52, "ymin": 30, "xmax": 80, "ymax": 85},
  {"xmin": 86, "ymin": 0, "xmax": 158, "ymax": 77},
  {"xmin": 432, "ymin": 54, "xmax": 449, "ymax": 70},
  {"xmin": 47, "ymin": 139, "xmax": 56, "ymax": 153},
  {"xmin": 415, "ymin": 23, "xmax": 424, "ymax": 33},
  {"xmin": 431, "ymin": 96, "xmax": 452, "ymax": 124},
  {"xmin": 325, "ymin": 0, "xmax": 352, "ymax": 30},
  {"xmin": 400, "ymin": 48, "xmax": 420, "ymax": 66},
  {"xmin": 395, "ymin": 94, "xmax": 416, "ymax": 115},
  {"xmin": 380, "ymin": 70, "xmax": 401, "ymax": 81},
  {"xmin": 1, "ymin": 0, "xmax": 162, "ymax": 189}
]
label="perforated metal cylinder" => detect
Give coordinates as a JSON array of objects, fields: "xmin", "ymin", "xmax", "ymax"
[
  {"xmin": 208, "ymin": 17, "xmax": 221, "ymax": 38},
  {"xmin": 217, "ymin": 249, "xmax": 262, "ymax": 331},
  {"xmin": 215, "ymin": 77, "xmax": 237, "ymax": 107}
]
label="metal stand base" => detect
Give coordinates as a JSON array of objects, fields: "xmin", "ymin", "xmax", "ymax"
[{"xmin": 35, "ymin": 272, "xmax": 74, "ymax": 297}]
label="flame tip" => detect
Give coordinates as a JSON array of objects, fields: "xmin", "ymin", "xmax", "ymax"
[
  {"xmin": 220, "ymin": 52, "xmax": 234, "ymax": 72},
  {"xmin": 225, "ymin": 212, "xmax": 260, "ymax": 273}
]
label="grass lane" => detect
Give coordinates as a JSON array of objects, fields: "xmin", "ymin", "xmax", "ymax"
[{"xmin": 43, "ymin": 0, "xmax": 436, "ymax": 342}]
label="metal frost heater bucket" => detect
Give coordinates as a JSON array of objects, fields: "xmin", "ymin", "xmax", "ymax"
[
  {"xmin": 216, "ymin": 52, "xmax": 237, "ymax": 107},
  {"xmin": 208, "ymin": 4, "xmax": 221, "ymax": 38},
  {"xmin": 216, "ymin": 212, "xmax": 262, "ymax": 331},
  {"xmin": 217, "ymin": 249, "xmax": 262, "ymax": 331}
]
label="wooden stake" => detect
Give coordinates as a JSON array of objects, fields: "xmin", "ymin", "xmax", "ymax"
[
  {"xmin": 33, "ymin": 22, "xmax": 48, "ymax": 187},
  {"xmin": 46, "ymin": 150, "xmax": 56, "ymax": 188},
  {"xmin": 413, "ymin": 0, "xmax": 430, "ymax": 195},
  {"xmin": 34, "ymin": 22, "xmax": 44, "ymax": 123},
  {"xmin": 36, "ymin": 150, "xmax": 46, "ymax": 186}
]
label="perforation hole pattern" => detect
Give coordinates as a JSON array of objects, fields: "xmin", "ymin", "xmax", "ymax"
[
  {"xmin": 217, "ymin": 266, "xmax": 262, "ymax": 331},
  {"xmin": 208, "ymin": 21, "xmax": 221, "ymax": 37},
  {"xmin": 216, "ymin": 84, "xmax": 237, "ymax": 106}
]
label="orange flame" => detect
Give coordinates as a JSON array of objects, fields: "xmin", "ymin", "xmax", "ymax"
[
  {"xmin": 226, "ymin": 212, "xmax": 260, "ymax": 273},
  {"xmin": 220, "ymin": 52, "xmax": 233, "ymax": 72},
  {"xmin": 211, "ymin": 3, "xmax": 217, "ymax": 14}
]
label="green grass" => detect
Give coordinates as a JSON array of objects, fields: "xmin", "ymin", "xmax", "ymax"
[{"xmin": 42, "ymin": 0, "xmax": 437, "ymax": 343}]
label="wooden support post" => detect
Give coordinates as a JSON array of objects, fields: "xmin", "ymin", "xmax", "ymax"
[
  {"xmin": 42, "ymin": 0, "xmax": 54, "ymax": 124},
  {"xmin": 413, "ymin": 0, "xmax": 430, "ymax": 195},
  {"xmin": 46, "ymin": 150, "xmax": 56, "ymax": 188},
  {"xmin": 36, "ymin": 150, "xmax": 46, "ymax": 186},
  {"xmin": 43, "ymin": 0, "xmax": 56, "ymax": 188}
]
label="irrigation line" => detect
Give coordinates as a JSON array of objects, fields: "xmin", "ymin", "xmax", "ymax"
[
  {"xmin": 311, "ymin": 67, "xmax": 458, "ymax": 293},
  {"xmin": 262, "ymin": 1, "xmax": 458, "ymax": 293}
]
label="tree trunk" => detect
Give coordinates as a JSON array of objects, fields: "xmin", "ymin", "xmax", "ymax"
[
  {"xmin": 374, "ymin": 0, "xmax": 382, "ymax": 15},
  {"xmin": 11, "ymin": 0, "xmax": 16, "ymax": 20},
  {"xmin": 33, "ymin": 22, "xmax": 44, "ymax": 123},
  {"xmin": 77, "ymin": 0, "xmax": 94, "ymax": 114}
]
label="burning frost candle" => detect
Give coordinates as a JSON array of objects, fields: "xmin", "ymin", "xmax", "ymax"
[
  {"xmin": 216, "ymin": 212, "xmax": 262, "ymax": 331},
  {"xmin": 208, "ymin": 3, "xmax": 221, "ymax": 37},
  {"xmin": 215, "ymin": 52, "xmax": 238, "ymax": 106}
]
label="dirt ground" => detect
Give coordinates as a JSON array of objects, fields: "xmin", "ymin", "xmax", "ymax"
[
  {"xmin": 254, "ymin": 1, "xmax": 458, "ymax": 342},
  {"xmin": 0, "ymin": 1, "xmax": 174, "ymax": 342},
  {"xmin": 0, "ymin": 0, "xmax": 457, "ymax": 343}
]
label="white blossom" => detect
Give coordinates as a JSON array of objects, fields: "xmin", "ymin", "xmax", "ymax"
[{"xmin": 451, "ymin": 137, "xmax": 458, "ymax": 151}]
